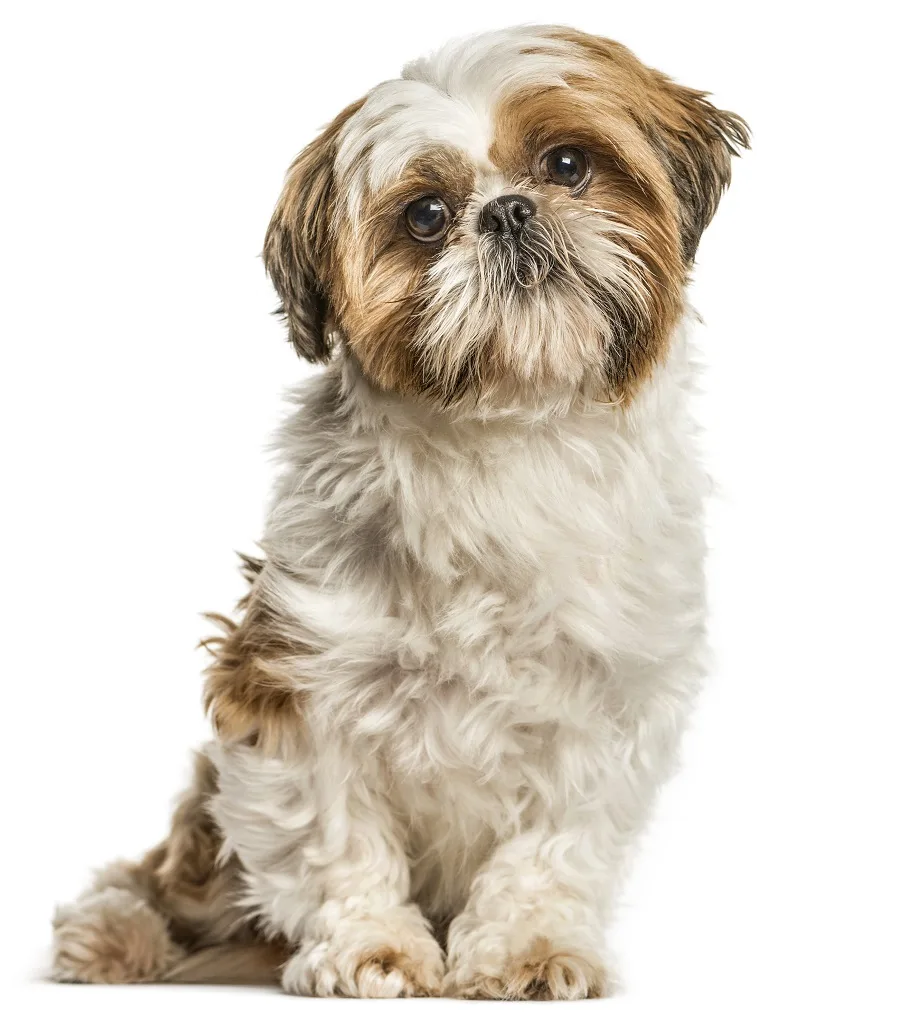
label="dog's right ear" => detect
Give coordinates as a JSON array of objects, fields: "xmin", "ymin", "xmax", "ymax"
[{"xmin": 263, "ymin": 99, "xmax": 364, "ymax": 362}]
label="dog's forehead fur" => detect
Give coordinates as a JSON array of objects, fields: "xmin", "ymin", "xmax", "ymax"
[{"xmin": 335, "ymin": 28, "xmax": 598, "ymax": 214}]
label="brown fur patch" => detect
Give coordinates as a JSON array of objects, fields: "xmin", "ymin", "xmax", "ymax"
[
  {"xmin": 202, "ymin": 558, "xmax": 306, "ymax": 757},
  {"xmin": 545, "ymin": 29, "xmax": 749, "ymax": 261},
  {"xmin": 263, "ymin": 98, "xmax": 366, "ymax": 362},
  {"xmin": 146, "ymin": 751, "xmax": 248, "ymax": 946},
  {"xmin": 52, "ymin": 753, "xmax": 287, "ymax": 985},
  {"xmin": 335, "ymin": 147, "xmax": 476, "ymax": 396}
]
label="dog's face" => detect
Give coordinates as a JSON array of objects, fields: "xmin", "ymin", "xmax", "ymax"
[{"xmin": 264, "ymin": 27, "xmax": 748, "ymax": 406}]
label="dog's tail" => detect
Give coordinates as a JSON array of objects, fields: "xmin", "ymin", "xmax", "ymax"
[
  {"xmin": 51, "ymin": 751, "xmax": 286, "ymax": 986},
  {"xmin": 162, "ymin": 942, "xmax": 286, "ymax": 985}
]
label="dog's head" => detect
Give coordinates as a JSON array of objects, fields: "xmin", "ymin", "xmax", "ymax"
[{"xmin": 264, "ymin": 27, "xmax": 748, "ymax": 406}]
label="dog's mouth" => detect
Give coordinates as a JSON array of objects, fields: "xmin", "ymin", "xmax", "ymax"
[{"xmin": 477, "ymin": 219, "xmax": 561, "ymax": 290}]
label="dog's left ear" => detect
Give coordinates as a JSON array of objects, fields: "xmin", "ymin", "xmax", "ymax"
[
  {"xmin": 647, "ymin": 76, "xmax": 750, "ymax": 262},
  {"xmin": 263, "ymin": 99, "xmax": 364, "ymax": 362}
]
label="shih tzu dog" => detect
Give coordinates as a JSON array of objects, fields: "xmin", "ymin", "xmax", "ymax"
[{"xmin": 52, "ymin": 26, "xmax": 747, "ymax": 999}]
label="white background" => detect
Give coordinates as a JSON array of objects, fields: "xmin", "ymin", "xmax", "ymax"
[{"xmin": 2, "ymin": 1, "xmax": 897, "ymax": 1022}]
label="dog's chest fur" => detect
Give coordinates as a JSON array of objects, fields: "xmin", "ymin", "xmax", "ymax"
[{"xmin": 236, "ymin": 327, "xmax": 706, "ymax": 916}]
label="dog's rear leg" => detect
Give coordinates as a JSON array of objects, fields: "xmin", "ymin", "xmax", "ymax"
[
  {"xmin": 52, "ymin": 856, "xmax": 184, "ymax": 983},
  {"xmin": 52, "ymin": 750, "xmax": 284, "ymax": 985}
]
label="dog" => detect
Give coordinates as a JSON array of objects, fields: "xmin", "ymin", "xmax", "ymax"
[{"xmin": 51, "ymin": 25, "xmax": 748, "ymax": 999}]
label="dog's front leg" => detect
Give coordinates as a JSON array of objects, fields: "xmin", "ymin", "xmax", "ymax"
[
  {"xmin": 442, "ymin": 817, "xmax": 613, "ymax": 1000},
  {"xmin": 282, "ymin": 863, "xmax": 445, "ymax": 999},
  {"xmin": 211, "ymin": 742, "xmax": 443, "ymax": 997}
]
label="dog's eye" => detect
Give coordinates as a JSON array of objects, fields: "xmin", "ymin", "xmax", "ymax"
[
  {"xmin": 405, "ymin": 196, "xmax": 450, "ymax": 242},
  {"xmin": 543, "ymin": 147, "xmax": 590, "ymax": 189}
]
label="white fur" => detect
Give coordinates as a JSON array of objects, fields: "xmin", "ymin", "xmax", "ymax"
[{"xmin": 209, "ymin": 312, "xmax": 708, "ymax": 994}]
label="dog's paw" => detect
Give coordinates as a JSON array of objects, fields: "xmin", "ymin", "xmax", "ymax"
[
  {"xmin": 444, "ymin": 935, "xmax": 609, "ymax": 1000},
  {"xmin": 52, "ymin": 887, "xmax": 183, "ymax": 984},
  {"xmin": 281, "ymin": 907, "xmax": 444, "ymax": 997}
]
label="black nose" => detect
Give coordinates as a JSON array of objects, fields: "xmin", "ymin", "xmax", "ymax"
[{"xmin": 479, "ymin": 194, "xmax": 536, "ymax": 235}]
